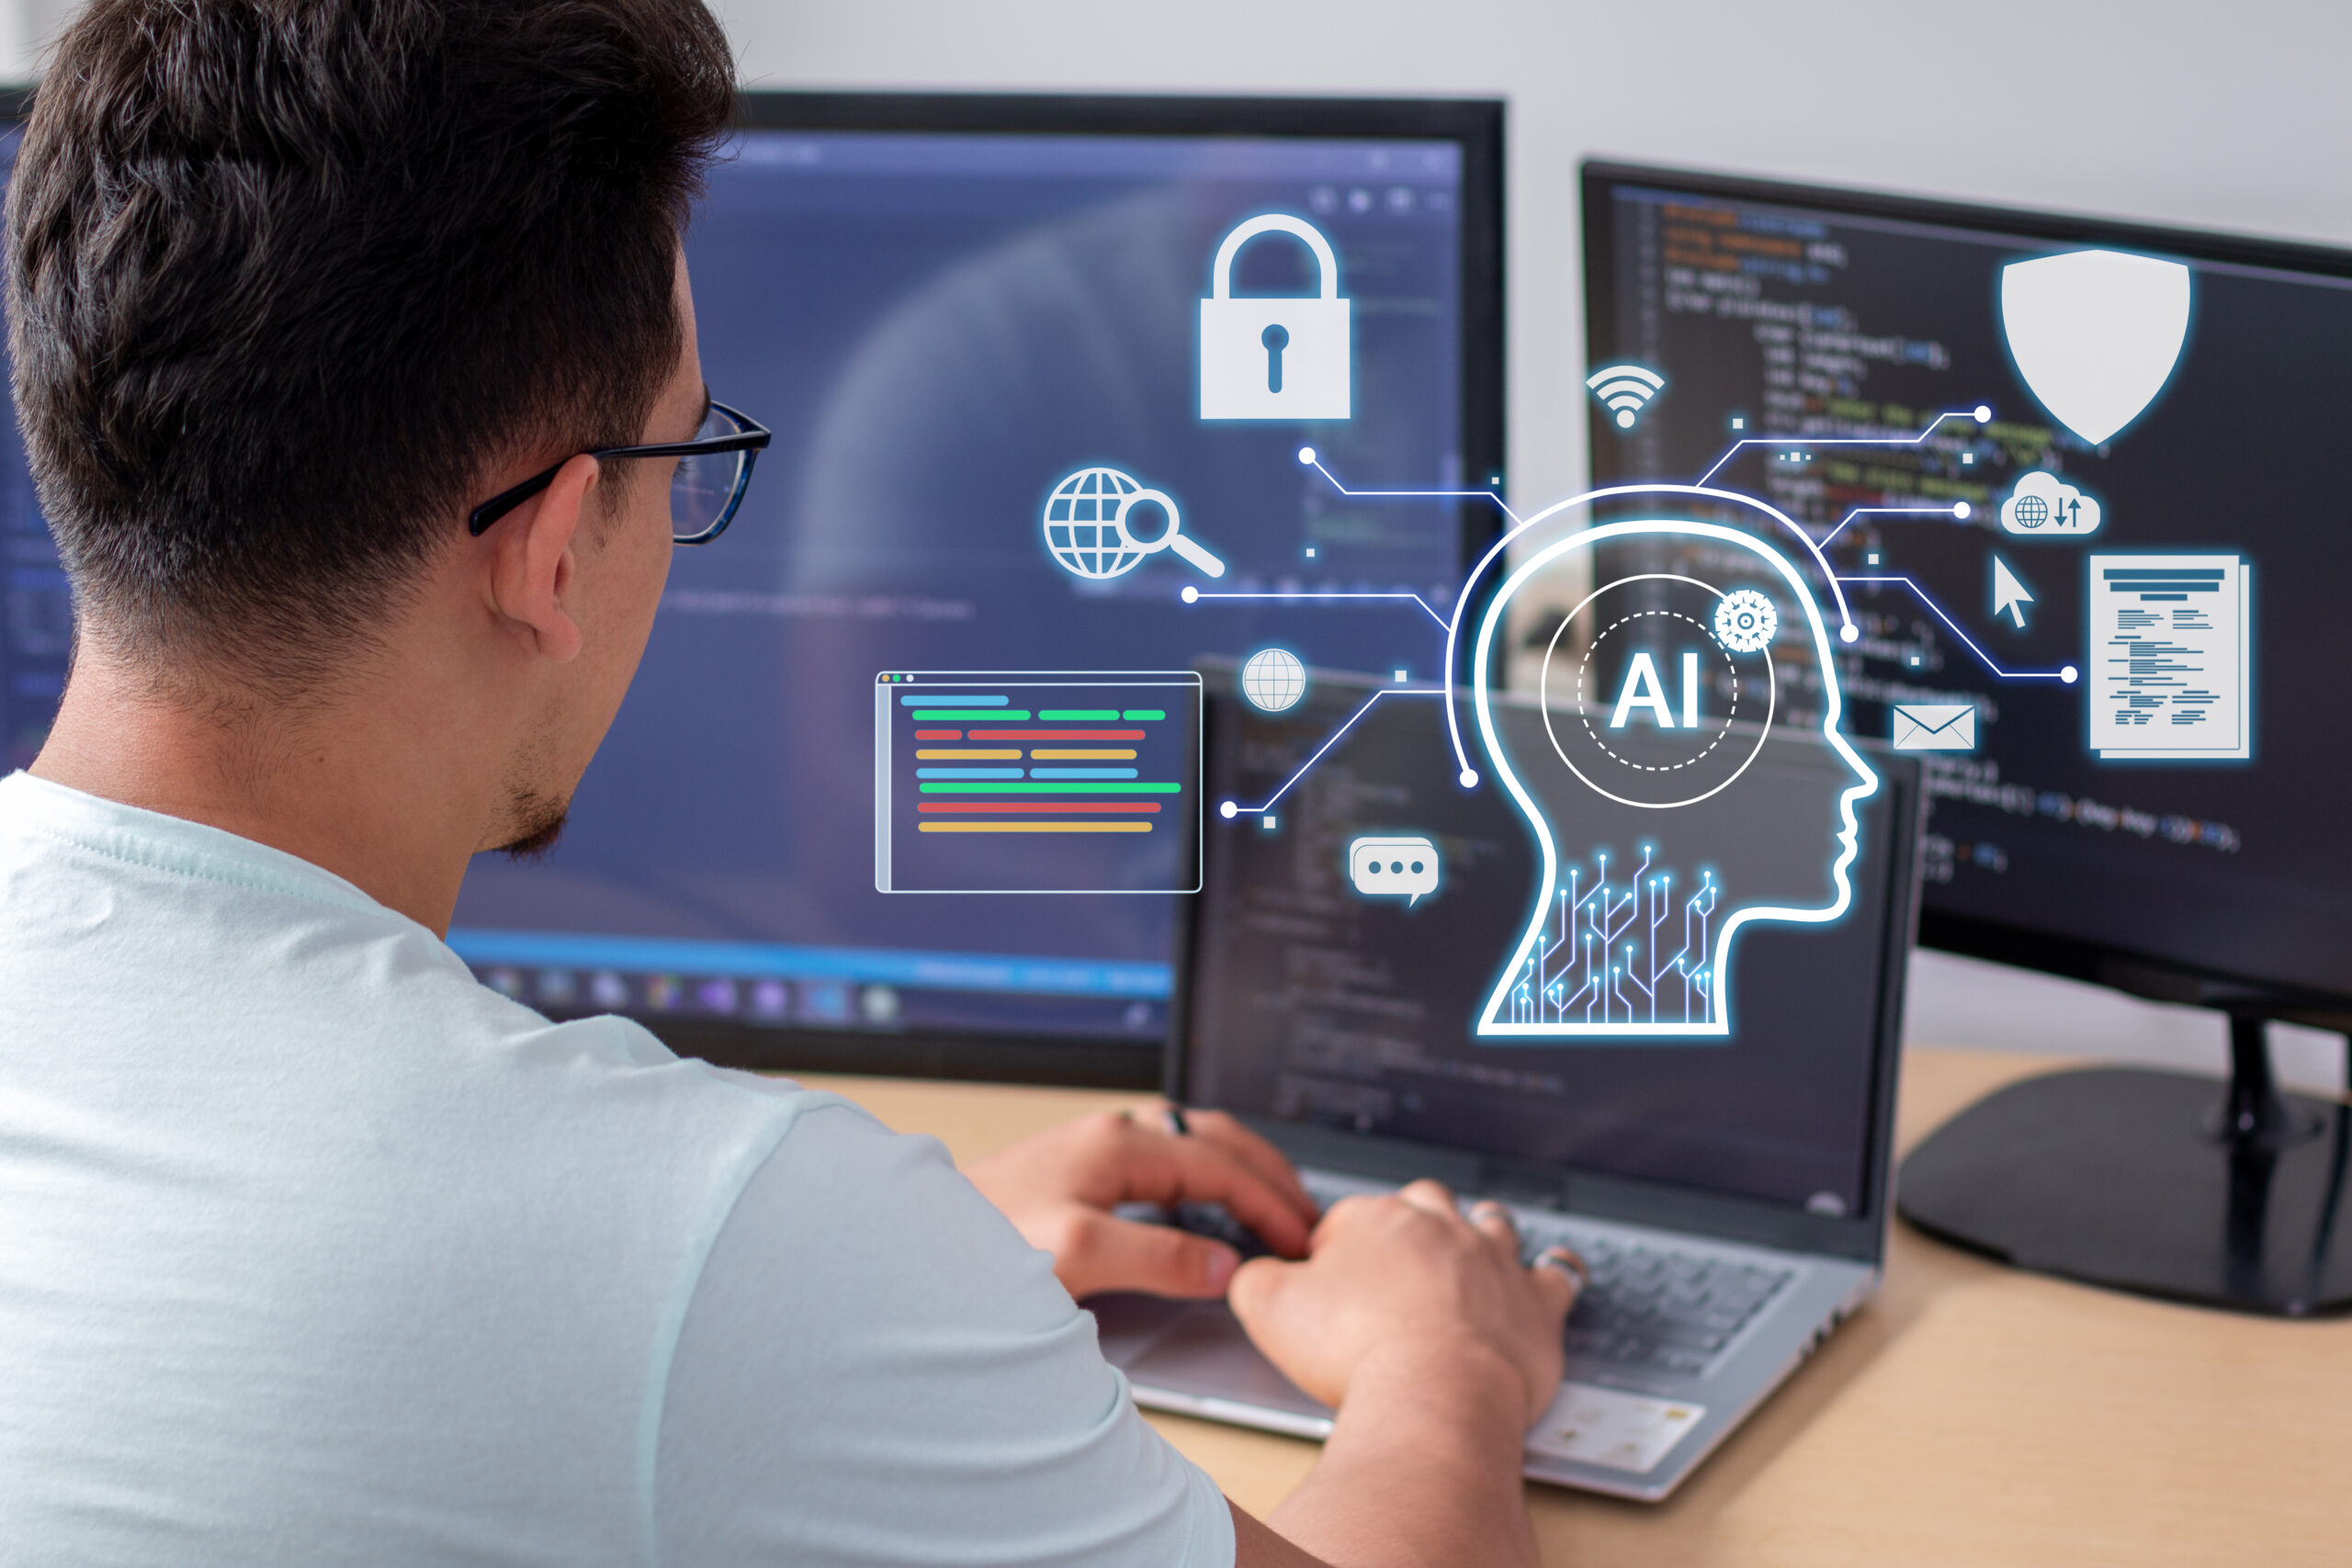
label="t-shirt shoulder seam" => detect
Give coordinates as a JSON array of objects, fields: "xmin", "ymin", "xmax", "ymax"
[{"xmin": 16, "ymin": 814, "xmax": 377, "ymax": 914}]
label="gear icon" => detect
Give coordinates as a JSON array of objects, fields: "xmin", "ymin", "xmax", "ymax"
[{"xmin": 1712, "ymin": 589, "xmax": 1778, "ymax": 654}]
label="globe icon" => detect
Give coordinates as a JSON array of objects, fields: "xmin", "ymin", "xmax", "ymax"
[
  {"xmin": 1042, "ymin": 467, "xmax": 1152, "ymax": 578},
  {"xmin": 1241, "ymin": 648, "xmax": 1307, "ymax": 712},
  {"xmin": 2012, "ymin": 492, "xmax": 2050, "ymax": 528}
]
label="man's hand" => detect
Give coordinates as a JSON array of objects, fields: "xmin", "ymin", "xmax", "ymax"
[
  {"xmin": 1228, "ymin": 1180, "xmax": 1577, "ymax": 1425},
  {"xmin": 965, "ymin": 1108, "xmax": 1319, "ymax": 1301}
]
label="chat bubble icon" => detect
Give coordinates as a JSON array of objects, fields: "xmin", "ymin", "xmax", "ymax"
[{"xmin": 1349, "ymin": 835, "xmax": 1441, "ymax": 907}]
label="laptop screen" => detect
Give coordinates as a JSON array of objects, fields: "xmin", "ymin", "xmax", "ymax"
[{"xmin": 1184, "ymin": 673, "xmax": 1918, "ymax": 1220}]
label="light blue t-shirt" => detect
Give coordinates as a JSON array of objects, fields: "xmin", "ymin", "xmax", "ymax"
[{"xmin": 0, "ymin": 772, "xmax": 1234, "ymax": 1566}]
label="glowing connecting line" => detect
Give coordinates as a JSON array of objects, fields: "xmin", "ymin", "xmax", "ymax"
[
  {"xmin": 1838, "ymin": 572, "xmax": 2078, "ymax": 683},
  {"xmin": 1180, "ymin": 583, "xmax": 1449, "ymax": 631},
  {"xmin": 1304, "ymin": 453, "xmax": 1851, "ymax": 787},
  {"xmin": 1508, "ymin": 849, "xmax": 1718, "ymax": 1028},
  {"xmin": 1272, "ymin": 410, "xmax": 2013, "ymax": 800},
  {"xmin": 1693, "ymin": 405, "xmax": 1995, "ymax": 490},
  {"xmin": 1217, "ymin": 685, "xmax": 1448, "ymax": 818},
  {"xmin": 1816, "ymin": 502, "xmax": 1972, "ymax": 550},
  {"xmin": 1294, "ymin": 446, "xmax": 1525, "ymax": 529}
]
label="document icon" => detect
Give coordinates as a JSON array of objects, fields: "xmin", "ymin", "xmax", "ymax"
[
  {"xmin": 1891, "ymin": 703, "xmax": 1976, "ymax": 751},
  {"xmin": 2088, "ymin": 554, "xmax": 2250, "ymax": 761}
]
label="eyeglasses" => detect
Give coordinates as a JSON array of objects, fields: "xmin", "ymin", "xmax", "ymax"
[{"xmin": 467, "ymin": 400, "xmax": 772, "ymax": 545}]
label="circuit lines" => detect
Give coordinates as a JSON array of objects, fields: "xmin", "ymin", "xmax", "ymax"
[
  {"xmin": 1181, "ymin": 584, "xmax": 1451, "ymax": 630},
  {"xmin": 1506, "ymin": 848, "xmax": 1720, "ymax": 1029},
  {"xmin": 1193, "ymin": 409, "xmax": 2058, "ymax": 814},
  {"xmin": 1836, "ymin": 572, "xmax": 2078, "ymax": 684},
  {"xmin": 1694, "ymin": 406, "xmax": 1995, "ymax": 488},
  {"xmin": 1815, "ymin": 502, "xmax": 1970, "ymax": 550},
  {"xmin": 1216, "ymin": 684, "xmax": 1448, "ymax": 818}
]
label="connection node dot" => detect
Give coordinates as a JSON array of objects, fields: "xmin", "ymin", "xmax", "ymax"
[
  {"xmin": 1952, "ymin": 502, "xmax": 1972, "ymax": 520},
  {"xmin": 1219, "ymin": 801, "xmax": 1238, "ymax": 818},
  {"xmin": 1458, "ymin": 768, "xmax": 1479, "ymax": 789},
  {"xmin": 1180, "ymin": 585, "xmax": 1199, "ymax": 604},
  {"xmin": 1615, "ymin": 410, "xmax": 1635, "ymax": 428},
  {"xmin": 2061, "ymin": 665, "xmax": 2079, "ymax": 685},
  {"xmin": 1973, "ymin": 404, "xmax": 1992, "ymax": 423},
  {"xmin": 1839, "ymin": 623, "xmax": 1860, "ymax": 644},
  {"xmin": 1296, "ymin": 446, "xmax": 1317, "ymax": 465}
]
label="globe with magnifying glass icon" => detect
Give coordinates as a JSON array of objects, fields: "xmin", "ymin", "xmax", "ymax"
[{"xmin": 1042, "ymin": 466, "xmax": 1226, "ymax": 581}]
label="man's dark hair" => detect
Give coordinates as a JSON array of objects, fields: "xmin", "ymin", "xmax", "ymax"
[{"xmin": 6, "ymin": 0, "xmax": 733, "ymax": 693}]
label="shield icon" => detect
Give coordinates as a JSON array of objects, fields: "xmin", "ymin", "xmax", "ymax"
[{"xmin": 2000, "ymin": 250, "xmax": 2192, "ymax": 446}]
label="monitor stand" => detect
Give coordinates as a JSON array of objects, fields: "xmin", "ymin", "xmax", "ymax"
[{"xmin": 1897, "ymin": 1015, "xmax": 2352, "ymax": 1316}]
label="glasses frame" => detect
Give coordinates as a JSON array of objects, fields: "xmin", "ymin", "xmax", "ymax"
[{"xmin": 466, "ymin": 400, "xmax": 773, "ymax": 544}]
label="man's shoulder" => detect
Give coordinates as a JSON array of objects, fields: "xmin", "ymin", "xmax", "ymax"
[{"xmin": 0, "ymin": 766, "xmax": 860, "ymax": 1158}]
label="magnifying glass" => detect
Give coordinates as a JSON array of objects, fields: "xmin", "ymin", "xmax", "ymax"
[{"xmin": 1114, "ymin": 487, "xmax": 1226, "ymax": 578}]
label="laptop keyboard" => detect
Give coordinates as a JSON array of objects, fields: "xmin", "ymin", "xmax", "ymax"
[
  {"xmin": 1529, "ymin": 1226, "xmax": 1794, "ymax": 1375},
  {"xmin": 1149, "ymin": 1184, "xmax": 1796, "ymax": 1379}
]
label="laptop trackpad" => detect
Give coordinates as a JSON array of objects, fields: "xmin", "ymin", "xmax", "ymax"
[
  {"xmin": 1124, "ymin": 1303, "xmax": 1332, "ymax": 1424},
  {"xmin": 1086, "ymin": 1291, "xmax": 1195, "ymax": 1364}
]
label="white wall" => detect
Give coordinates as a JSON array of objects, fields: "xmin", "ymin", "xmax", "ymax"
[
  {"xmin": 726, "ymin": 0, "xmax": 2349, "ymax": 1092},
  {"xmin": 8, "ymin": 0, "xmax": 2343, "ymax": 1089}
]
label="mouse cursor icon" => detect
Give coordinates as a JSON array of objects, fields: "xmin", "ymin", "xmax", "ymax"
[{"xmin": 1992, "ymin": 555, "xmax": 2034, "ymax": 629}]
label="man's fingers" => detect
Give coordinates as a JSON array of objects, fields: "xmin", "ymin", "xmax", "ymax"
[
  {"xmin": 1177, "ymin": 1108, "xmax": 1317, "ymax": 1220},
  {"xmin": 1395, "ymin": 1179, "xmax": 1461, "ymax": 1220},
  {"xmin": 1530, "ymin": 1247, "xmax": 1585, "ymax": 1314},
  {"xmin": 1060, "ymin": 1211, "xmax": 1240, "ymax": 1301},
  {"xmin": 1466, "ymin": 1199, "xmax": 1521, "ymax": 1255},
  {"xmin": 1124, "ymin": 1128, "xmax": 1315, "ymax": 1258}
]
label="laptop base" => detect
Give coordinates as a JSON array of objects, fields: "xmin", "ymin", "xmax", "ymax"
[{"xmin": 1090, "ymin": 1177, "xmax": 1878, "ymax": 1501}]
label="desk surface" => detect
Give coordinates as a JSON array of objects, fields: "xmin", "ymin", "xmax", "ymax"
[{"xmin": 797, "ymin": 1049, "xmax": 2352, "ymax": 1565}]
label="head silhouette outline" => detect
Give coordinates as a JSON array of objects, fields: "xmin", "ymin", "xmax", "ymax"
[{"xmin": 1470, "ymin": 503, "xmax": 1877, "ymax": 1039}]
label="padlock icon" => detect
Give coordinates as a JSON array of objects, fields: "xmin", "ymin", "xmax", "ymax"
[{"xmin": 1198, "ymin": 214, "xmax": 1351, "ymax": 422}]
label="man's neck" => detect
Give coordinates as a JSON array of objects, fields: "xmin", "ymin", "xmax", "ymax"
[{"xmin": 29, "ymin": 646, "xmax": 503, "ymax": 936}]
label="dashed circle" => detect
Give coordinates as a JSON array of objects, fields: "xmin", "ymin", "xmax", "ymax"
[
  {"xmin": 1536, "ymin": 572, "xmax": 1780, "ymax": 812},
  {"xmin": 1572, "ymin": 611, "xmax": 1738, "ymax": 773}
]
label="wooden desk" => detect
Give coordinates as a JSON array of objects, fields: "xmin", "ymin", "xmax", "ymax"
[{"xmin": 797, "ymin": 1049, "xmax": 2352, "ymax": 1565}]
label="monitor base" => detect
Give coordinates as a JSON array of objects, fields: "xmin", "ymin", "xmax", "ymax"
[{"xmin": 1898, "ymin": 1042, "xmax": 2352, "ymax": 1317}]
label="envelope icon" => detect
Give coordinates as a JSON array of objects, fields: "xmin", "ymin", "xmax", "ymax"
[{"xmin": 1892, "ymin": 703, "xmax": 1976, "ymax": 750}]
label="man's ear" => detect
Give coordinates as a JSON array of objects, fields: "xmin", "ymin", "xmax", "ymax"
[{"xmin": 485, "ymin": 453, "xmax": 601, "ymax": 664}]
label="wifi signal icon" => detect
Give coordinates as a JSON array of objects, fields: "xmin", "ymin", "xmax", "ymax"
[{"xmin": 1587, "ymin": 364, "xmax": 1666, "ymax": 430}]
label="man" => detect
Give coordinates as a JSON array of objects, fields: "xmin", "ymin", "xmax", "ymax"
[{"xmin": 0, "ymin": 3, "xmax": 1579, "ymax": 1563}]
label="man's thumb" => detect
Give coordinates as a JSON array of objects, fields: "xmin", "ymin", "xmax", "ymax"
[{"xmin": 1224, "ymin": 1253, "xmax": 1292, "ymax": 1325}]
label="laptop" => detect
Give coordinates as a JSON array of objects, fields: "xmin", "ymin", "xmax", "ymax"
[{"xmin": 1088, "ymin": 671, "xmax": 1922, "ymax": 1499}]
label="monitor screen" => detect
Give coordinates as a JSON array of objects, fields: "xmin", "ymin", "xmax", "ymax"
[
  {"xmin": 458, "ymin": 101, "xmax": 1500, "ymax": 1070},
  {"xmin": 0, "ymin": 96, "xmax": 1498, "ymax": 1079},
  {"xmin": 1581, "ymin": 162, "xmax": 2352, "ymax": 1010},
  {"xmin": 1183, "ymin": 675, "xmax": 1918, "ymax": 1220}
]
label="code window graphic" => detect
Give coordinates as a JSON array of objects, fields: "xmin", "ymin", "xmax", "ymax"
[{"xmin": 874, "ymin": 671, "xmax": 1202, "ymax": 894}]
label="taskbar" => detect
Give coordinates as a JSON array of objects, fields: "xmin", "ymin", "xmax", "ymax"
[{"xmin": 447, "ymin": 928, "xmax": 1171, "ymax": 1044}]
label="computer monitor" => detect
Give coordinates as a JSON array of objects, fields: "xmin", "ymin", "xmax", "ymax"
[
  {"xmin": 1580, "ymin": 159, "xmax": 2352, "ymax": 1314},
  {"xmin": 0, "ymin": 92, "xmax": 1504, "ymax": 1087}
]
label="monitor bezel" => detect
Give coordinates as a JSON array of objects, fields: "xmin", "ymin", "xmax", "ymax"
[
  {"xmin": 1168, "ymin": 671, "xmax": 1925, "ymax": 1265},
  {"xmin": 1579, "ymin": 156, "xmax": 2352, "ymax": 1031},
  {"xmin": 631, "ymin": 90, "xmax": 1508, "ymax": 1086}
]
